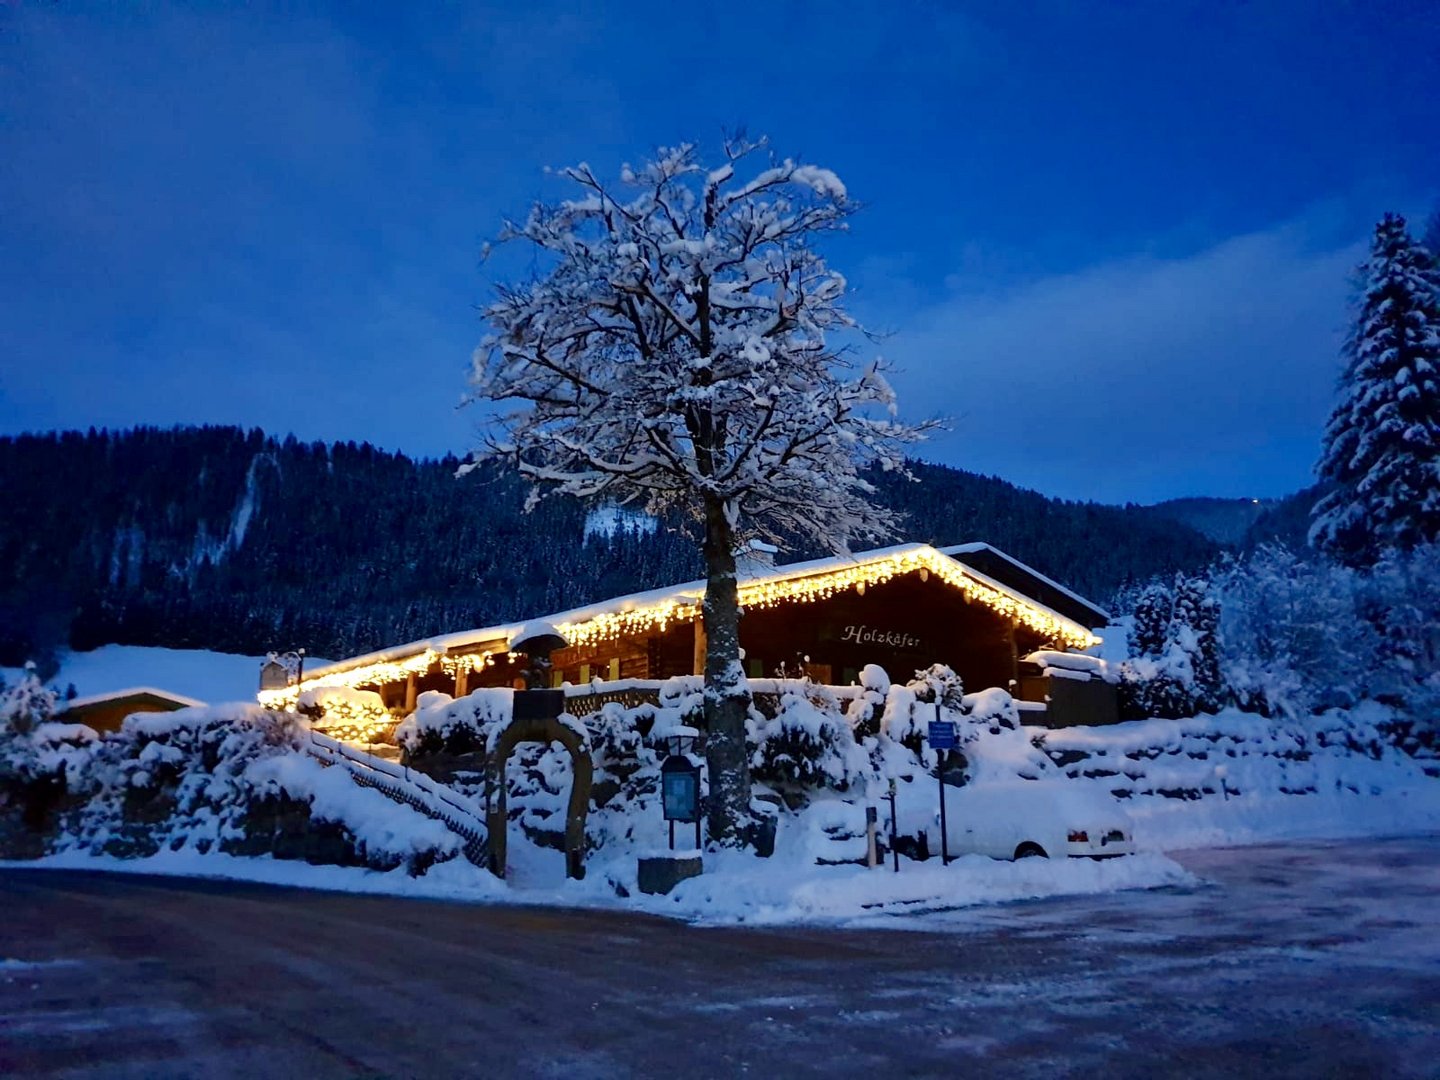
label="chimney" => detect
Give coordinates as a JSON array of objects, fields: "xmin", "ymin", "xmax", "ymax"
[{"xmin": 736, "ymin": 539, "xmax": 779, "ymax": 577}]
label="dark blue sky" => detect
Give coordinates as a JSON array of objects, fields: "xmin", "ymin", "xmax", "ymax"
[{"xmin": 2, "ymin": 2, "xmax": 1436, "ymax": 503}]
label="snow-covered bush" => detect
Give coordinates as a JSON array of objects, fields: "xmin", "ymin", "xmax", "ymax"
[
  {"xmin": 1118, "ymin": 573, "xmax": 1223, "ymax": 719},
  {"xmin": 8, "ymin": 705, "xmax": 467, "ymax": 875},
  {"xmin": 586, "ymin": 700, "xmax": 654, "ymax": 807},
  {"xmin": 0, "ymin": 668, "xmax": 89, "ymax": 856},
  {"xmin": 844, "ymin": 663, "xmax": 890, "ymax": 739},
  {"xmin": 396, "ymin": 688, "xmax": 513, "ymax": 758},
  {"xmin": 297, "ymin": 685, "xmax": 391, "ymax": 743},
  {"xmin": 62, "ymin": 705, "xmax": 309, "ymax": 860},
  {"xmin": 1211, "ymin": 543, "xmax": 1440, "ymax": 723},
  {"xmin": 960, "ymin": 687, "xmax": 1021, "ymax": 735},
  {"xmin": 1215, "ymin": 545, "xmax": 1371, "ymax": 717},
  {"xmin": 878, "ymin": 664, "xmax": 964, "ymax": 758},
  {"xmin": 749, "ymin": 685, "xmax": 872, "ymax": 797}
]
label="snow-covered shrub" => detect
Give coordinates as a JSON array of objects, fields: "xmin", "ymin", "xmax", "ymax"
[
  {"xmin": 1117, "ymin": 573, "xmax": 1223, "ymax": 719},
  {"xmin": 878, "ymin": 665, "xmax": 964, "ymax": 757},
  {"xmin": 587, "ymin": 700, "xmax": 657, "ymax": 808},
  {"xmin": 749, "ymin": 686, "xmax": 872, "ymax": 798},
  {"xmin": 1214, "ymin": 542, "xmax": 1440, "ymax": 731},
  {"xmin": 43, "ymin": 706, "xmax": 464, "ymax": 874},
  {"xmin": 297, "ymin": 685, "xmax": 391, "ymax": 743},
  {"xmin": 960, "ymin": 687, "xmax": 1021, "ymax": 735},
  {"xmin": 908, "ymin": 663, "xmax": 966, "ymax": 710},
  {"xmin": 396, "ymin": 687, "xmax": 513, "ymax": 758},
  {"xmin": 61, "ymin": 705, "xmax": 309, "ymax": 860},
  {"xmin": 0, "ymin": 668, "xmax": 90, "ymax": 856},
  {"xmin": 656, "ymin": 676, "xmax": 705, "ymax": 728},
  {"xmin": 1215, "ymin": 546, "xmax": 1376, "ymax": 718},
  {"xmin": 844, "ymin": 664, "xmax": 889, "ymax": 739}
]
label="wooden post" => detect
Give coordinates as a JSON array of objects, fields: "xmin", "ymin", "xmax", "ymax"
[
  {"xmin": 405, "ymin": 672, "xmax": 418, "ymax": 714},
  {"xmin": 692, "ymin": 614, "xmax": 707, "ymax": 677},
  {"xmin": 1007, "ymin": 619, "xmax": 1020, "ymax": 691},
  {"xmin": 455, "ymin": 665, "xmax": 469, "ymax": 698}
]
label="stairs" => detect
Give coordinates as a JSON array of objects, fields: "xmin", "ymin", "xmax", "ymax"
[{"xmin": 305, "ymin": 731, "xmax": 490, "ymax": 867}]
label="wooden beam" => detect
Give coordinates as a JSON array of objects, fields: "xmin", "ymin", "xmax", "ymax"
[{"xmin": 692, "ymin": 614, "xmax": 707, "ymax": 676}]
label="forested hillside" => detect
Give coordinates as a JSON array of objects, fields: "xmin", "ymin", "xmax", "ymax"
[{"xmin": 0, "ymin": 426, "xmax": 1221, "ymax": 669}]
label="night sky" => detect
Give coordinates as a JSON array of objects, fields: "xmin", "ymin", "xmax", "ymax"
[{"xmin": 2, "ymin": 2, "xmax": 1436, "ymax": 503}]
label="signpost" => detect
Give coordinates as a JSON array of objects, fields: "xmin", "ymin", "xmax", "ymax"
[
  {"xmin": 928, "ymin": 708, "xmax": 957, "ymax": 866},
  {"xmin": 661, "ymin": 757, "xmax": 701, "ymax": 849},
  {"xmin": 661, "ymin": 727, "xmax": 703, "ymax": 851},
  {"xmin": 887, "ymin": 779, "xmax": 900, "ymax": 872}
]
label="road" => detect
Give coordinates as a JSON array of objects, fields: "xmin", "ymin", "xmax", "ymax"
[{"xmin": 1, "ymin": 835, "xmax": 1437, "ymax": 1078}]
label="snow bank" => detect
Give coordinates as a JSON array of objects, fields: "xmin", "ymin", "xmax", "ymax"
[
  {"xmin": 1034, "ymin": 703, "xmax": 1440, "ymax": 850},
  {"xmin": 247, "ymin": 754, "xmax": 461, "ymax": 862}
]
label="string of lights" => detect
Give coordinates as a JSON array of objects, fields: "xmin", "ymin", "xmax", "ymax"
[{"xmin": 262, "ymin": 547, "xmax": 1100, "ymax": 709}]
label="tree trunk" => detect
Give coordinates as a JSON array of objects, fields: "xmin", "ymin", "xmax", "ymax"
[{"xmin": 701, "ymin": 494, "xmax": 754, "ymax": 848}]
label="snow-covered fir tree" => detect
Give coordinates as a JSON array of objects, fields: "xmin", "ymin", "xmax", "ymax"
[
  {"xmin": 1172, "ymin": 573, "xmax": 1223, "ymax": 712},
  {"xmin": 1420, "ymin": 204, "xmax": 1440, "ymax": 273},
  {"xmin": 1120, "ymin": 573, "xmax": 1223, "ymax": 718},
  {"xmin": 466, "ymin": 138, "xmax": 933, "ymax": 847},
  {"xmin": 1128, "ymin": 582, "xmax": 1173, "ymax": 658},
  {"xmin": 1310, "ymin": 213, "xmax": 1440, "ymax": 562}
]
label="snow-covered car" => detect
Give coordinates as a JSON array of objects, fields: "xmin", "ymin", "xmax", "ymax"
[{"xmin": 938, "ymin": 781, "xmax": 1135, "ymax": 861}]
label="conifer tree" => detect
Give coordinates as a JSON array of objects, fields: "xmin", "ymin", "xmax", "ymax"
[
  {"xmin": 1171, "ymin": 573, "xmax": 1222, "ymax": 712},
  {"xmin": 1128, "ymin": 582, "xmax": 1173, "ymax": 658},
  {"xmin": 1310, "ymin": 213, "xmax": 1440, "ymax": 562}
]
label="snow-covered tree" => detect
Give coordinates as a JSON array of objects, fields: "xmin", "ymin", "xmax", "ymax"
[
  {"xmin": 1128, "ymin": 582, "xmax": 1173, "ymax": 658},
  {"xmin": 1420, "ymin": 203, "xmax": 1440, "ymax": 273},
  {"xmin": 1118, "ymin": 573, "xmax": 1223, "ymax": 718},
  {"xmin": 0, "ymin": 665, "xmax": 57, "ymax": 740},
  {"xmin": 1310, "ymin": 213, "xmax": 1440, "ymax": 562},
  {"xmin": 1172, "ymin": 574, "xmax": 1222, "ymax": 712},
  {"xmin": 466, "ymin": 139, "xmax": 932, "ymax": 847}
]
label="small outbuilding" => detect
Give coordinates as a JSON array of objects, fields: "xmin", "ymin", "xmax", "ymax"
[{"xmin": 58, "ymin": 687, "xmax": 205, "ymax": 734}]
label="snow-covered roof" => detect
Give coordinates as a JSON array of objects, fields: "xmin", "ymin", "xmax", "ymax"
[
  {"xmin": 287, "ymin": 542, "xmax": 1106, "ymax": 695},
  {"xmin": 60, "ymin": 686, "xmax": 207, "ymax": 712},
  {"xmin": 940, "ymin": 543, "xmax": 1112, "ymax": 627}
]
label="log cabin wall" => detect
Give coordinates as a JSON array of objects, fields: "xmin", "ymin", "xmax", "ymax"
[{"xmin": 544, "ymin": 570, "xmax": 1053, "ymax": 691}]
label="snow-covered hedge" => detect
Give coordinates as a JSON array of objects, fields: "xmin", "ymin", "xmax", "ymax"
[
  {"xmin": 3, "ymin": 702, "xmax": 464, "ymax": 874},
  {"xmin": 395, "ymin": 688, "xmax": 513, "ymax": 757}
]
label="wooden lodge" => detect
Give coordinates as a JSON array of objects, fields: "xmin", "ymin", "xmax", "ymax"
[{"xmin": 263, "ymin": 543, "xmax": 1115, "ymax": 725}]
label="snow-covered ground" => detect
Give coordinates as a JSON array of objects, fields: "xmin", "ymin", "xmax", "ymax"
[
  {"xmin": 6, "ymin": 680, "xmax": 1437, "ymax": 928},
  {"xmin": 2, "ymin": 645, "xmax": 311, "ymax": 706},
  {"xmin": 17, "ymin": 841, "xmax": 1194, "ymax": 929}
]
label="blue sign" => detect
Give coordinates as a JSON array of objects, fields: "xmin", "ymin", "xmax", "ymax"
[
  {"xmin": 661, "ymin": 756, "xmax": 701, "ymax": 822},
  {"xmin": 928, "ymin": 720, "xmax": 957, "ymax": 749}
]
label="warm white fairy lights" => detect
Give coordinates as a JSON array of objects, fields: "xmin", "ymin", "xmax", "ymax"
[
  {"xmin": 555, "ymin": 547, "xmax": 1099, "ymax": 651},
  {"xmin": 262, "ymin": 547, "xmax": 1099, "ymax": 707},
  {"xmin": 257, "ymin": 647, "xmax": 502, "ymax": 711}
]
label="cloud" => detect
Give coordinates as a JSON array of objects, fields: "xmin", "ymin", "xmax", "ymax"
[{"xmin": 874, "ymin": 218, "xmax": 1364, "ymax": 504}]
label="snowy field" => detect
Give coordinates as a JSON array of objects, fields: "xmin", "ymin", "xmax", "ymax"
[{"xmin": 1, "ymin": 645, "xmax": 315, "ymax": 706}]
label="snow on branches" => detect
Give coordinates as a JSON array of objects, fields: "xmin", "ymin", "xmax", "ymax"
[
  {"xmin": 466, "ymin": 137, "xmax": 934, "ymax": 551},
  {"xmin": 1311, "ymin": 212, "xmax": 1440, "ymax": 561}
]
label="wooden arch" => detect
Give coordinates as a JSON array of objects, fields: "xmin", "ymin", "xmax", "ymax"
[{"xmin": 485, "ymin": 714, "xmax": 593, "ymax": 881}]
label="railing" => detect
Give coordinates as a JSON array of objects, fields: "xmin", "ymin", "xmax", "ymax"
[
  {"xmin": 306, "ymin": 730, "xmax": 490, "ymax": 866},
  {"xmin": 557, "ymin": 676, "xmax": 869, "ymax": 720}
]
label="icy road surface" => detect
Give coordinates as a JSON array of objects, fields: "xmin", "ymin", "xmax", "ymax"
[{"xmin": 1, "ymin": 835, "xmax": 1437, "ymax": 1077}]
